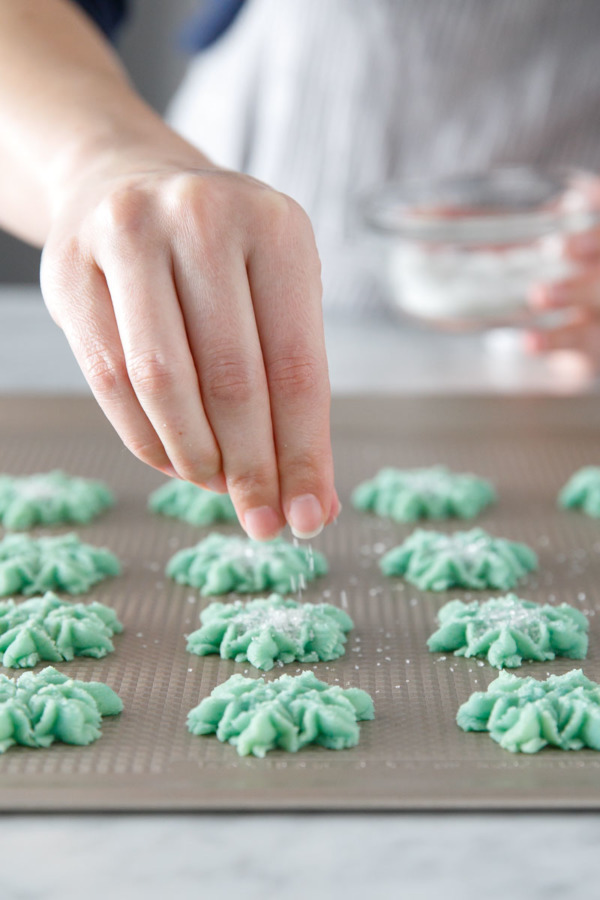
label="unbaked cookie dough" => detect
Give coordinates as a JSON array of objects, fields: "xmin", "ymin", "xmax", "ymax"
[
  {"xmin": 457, "ymin": 669, "xmax": 600, "ymax": 753},
  {"xmin": 0, "ymin": 666, "xmax": 123, "ymax": 753},
  {"xmin": 352, "ymin": 466, "xmax": 495, "ymax": 522},
  {"xmin": 0, "ymin": 591, "xmax": 123, "ymax": 668},
  {"xmin": 148, "ymin": 480, "xmax": 237, "ymax": 526},
  {"xmin": 167, "ymin": 533, "xmax": 328, "ymax": 596},
  {"xmin": 559, "ymin": 466, "xmax": 600, "ymax": 518},
  {"xmin": 187, "ymin": 594, "xmax": 353, "ymax": 671},
  {"xmin": 380, "ymin": 528, "xmax": 537, "ymax": 591},
  {"xmin": 0, "ymin": 533, "xmax": 121, "ymax": 596},
  {"xmin": 0, "ymin": 470, "xmax": 114, "ymax": 530},
  {"xmin": 187, "ymin": 670, "xmax": 374, "ymax": 757},
  {"xmin": 428, "ymin": 593, "xmax": 588, "ymax": 668}
]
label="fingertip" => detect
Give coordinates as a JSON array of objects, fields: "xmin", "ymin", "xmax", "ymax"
[
  {"xmin": 203, "ymin": 472, "xmax": 228, "ymax": 493},
  {"xmin": 286, "ymin": 493, "xmax": 325, "ymax": 540},
  {"xmin": 243, "ymin": 505, "xmax": 283, "ymax": 542}
]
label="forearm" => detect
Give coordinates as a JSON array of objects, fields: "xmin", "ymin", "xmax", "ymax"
[{"xmin": 0, "ymin": 0, "xmax": 207, "ymax": 245}]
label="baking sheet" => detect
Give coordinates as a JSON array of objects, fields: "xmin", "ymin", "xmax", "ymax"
[{"xmin": 1, "ymin": 394, "xmax": 600, "ymax": 811}]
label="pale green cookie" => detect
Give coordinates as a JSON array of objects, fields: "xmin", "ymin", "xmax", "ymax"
[
  {"xmin": 380, "ymin": 528, "xmax": 537, "ymax": 592},
  {"xmin": 187, "ymin": 594, "xmax": 353, "ymax": 671},
  {"xmin": 428, "ymin": 593, "xmax": 588, "ymax": 669},
  {"xmin": 352, "ymin": 466, "xmax": 495, "ymax": 522},
  {"xmin": 0, "ymin": 533, "xmax": 121, "ymax": 596},
  {"xmin": 187, "ymin": 670, "xmax": 374, "ymax": 757},
  {"xmin": 457, "ymin": 669, "xmax": 600, "ymax": 753},
  {"xmin": 149, "ymin": 480, "xmax": 237, "ymax": 526},
  {"xmin": 559, "ymin": 467, "xmax": 600, "ymax": 518},
  {"xmin": 0, "ymin": 666, "xmax": 123, "ymax": 753},
  {"xmin": 167, "ymin": 533, "xmax": 328, "ymax": 596},
  {"xmin": 0, "ymin": 591, "xmax": 123, "ymax": 668},
  {"xmin": 0, "ymin": 470, "xmax": 114, "ymax": 531}
]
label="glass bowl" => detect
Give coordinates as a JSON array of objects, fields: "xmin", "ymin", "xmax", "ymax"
[{"xmin": 362, "ymin": 167, "xmax": 600, "ymax": 330}]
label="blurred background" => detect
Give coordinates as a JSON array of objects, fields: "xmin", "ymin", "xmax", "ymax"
[{"xmin": 0, "ymin": 0, "xmax": 195, "ymax": 285}]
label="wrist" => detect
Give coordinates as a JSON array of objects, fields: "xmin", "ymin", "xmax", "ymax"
[{"xmin": 46, "ymin": 90, "xmax": 214, "ymax": 222}]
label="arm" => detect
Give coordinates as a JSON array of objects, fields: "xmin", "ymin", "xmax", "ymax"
[{"xmin": 0, "ymin": 0, "xmax": 338, "ymax": 539}]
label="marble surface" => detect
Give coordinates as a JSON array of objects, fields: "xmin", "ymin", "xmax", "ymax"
[
  {"xmin": 0, "ymin": 285, "xmax": 597, "ymax": 900},
  {"xmin": 0, "ymin": 813, "xmax": 598, "ymax": 900}
]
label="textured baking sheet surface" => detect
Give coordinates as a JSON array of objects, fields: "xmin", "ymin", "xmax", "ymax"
[{"xmin": 1, "ymin": 394, "xmax": 600, "ymax": 811}]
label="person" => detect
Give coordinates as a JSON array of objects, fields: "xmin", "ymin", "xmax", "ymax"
[
  {"xmin": 0, "ymin": 1, "xmax": 598, "ymax": 542},
  {"xmin": 0, "ymin": 0, "xmax": 338, "ymax": 544}
]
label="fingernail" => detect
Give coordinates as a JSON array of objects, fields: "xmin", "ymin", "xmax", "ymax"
[
  {"xmin": 244, "ymin": 506, "xmax": 281, "ymax": 541},
  {"xmin": 288, "ymin": 494, "xmax": 324, "ymax": 539},
  {"xmin": 204, "ymin": 473, "xmax": 227, "ymax": 493}
]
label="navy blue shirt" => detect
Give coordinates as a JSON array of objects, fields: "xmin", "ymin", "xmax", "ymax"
[{"xmin": 73, "ymin": 0, "xmax": 246, "ymax": 50}]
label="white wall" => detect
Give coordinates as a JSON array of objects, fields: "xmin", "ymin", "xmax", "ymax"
[{"xmin": 0, "ymin": 0, "xmax": 196, "ymax": 284}]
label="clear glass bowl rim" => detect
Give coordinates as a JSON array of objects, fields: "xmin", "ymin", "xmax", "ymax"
[{"xmin": 361, "ymin": 165, "xmax": 600, "ymax": 244}]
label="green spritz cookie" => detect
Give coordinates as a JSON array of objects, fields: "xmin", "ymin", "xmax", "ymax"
[
  {"xmin": 380, "ymin": 528, "xmax": 537, "ymax": 592},
  {"xmin": 167, "ymin": 533, "xmax": 328, "ymax": 596},
  {"xmin": 0, "ymin": 470, "xmax": 114, "ymax": 531},
  {"xmin": 0, "ymin": 533, "xmax": 121, "ymax": 596},
  {"xmin": 559, "ymin": 467, "xmax": 600, "ymax": 518},
  {"xmin": 0, "ymin": 666, "xmax": 123, "ymax": 754},
  {"xmin": 352, "ymin": 466, "xmax": 495, "ymax": 522},
  {"xmin": 0, "ymin": 591, "xmax": 123, "ymax": 668},
  {"xmin": 457, "ymin": 669, "xmax": 600, "ymax": 753},
  {"xmin": 187, "ymin": 594, "xmax": 353, "ymax": 671},
  {"xmin": 187, "ymin": 670, "xmax": 374, "ymax": 757},
  {"xmin": 428, "ymin": 593, "xmax": 588, "ymax": 669},
  {"xmin": 149, "ymin": 480, "xmax": 237, "ymax": 526}
]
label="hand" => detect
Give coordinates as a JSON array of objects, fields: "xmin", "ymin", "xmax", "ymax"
[
  {"xmin": 41, "ymin": 148, "xmax": 339, "ymax": 541},
  {"xmin": 527, "ymin": 183, "xmax": 600, "ymax": 373}
]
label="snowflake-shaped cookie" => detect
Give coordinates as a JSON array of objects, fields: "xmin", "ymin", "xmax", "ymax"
[
  {"xmin": 0, "ymin": 591, "xmax": 123, "ymax": 668},
  {"xmin": 559, "ymin": 467, "xmax": 600, "ymax": 518},
  {"xmin": 380, "ymin": 528, "xmax": 537, "ymax": 591},
  {"xmin": 352, "ymin": 466, "xmax": 495, "ymax": 522},
  {"xmin": 0, "ymin": 470, "xmax": 114, "ymax": 530},
  {"xmin": 148, "ymin": 480, "xmax": 237, "ymax": 526},
  {"xmin": 428, "ymin": 593, "xmax": 588, "ymax": 668},
  {"xmin": 457, "ymin": 669, "xmax": 600, "ymax": 753},
  {"xmin": 0, "ymin": 533, "xmax": 121, "ymax": 596},
  {"xmin": 187, "ymin": 594, "xmax": 353, "ymax": 671},
  {"xmin": 187, "ymin": 670, "xmax": 374, "ymax": 757},
  {"xmin": 166, "ymin": 533, "xmax": 328, "ymax": 596},
  {"xmin": 0, "ymin": 666, "xmax": 123, "ymax": 753}
]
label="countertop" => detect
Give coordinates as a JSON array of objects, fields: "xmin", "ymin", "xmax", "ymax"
[{"xmin": 0, "ymin": 285, "xmax": 597, "ymax": 900}]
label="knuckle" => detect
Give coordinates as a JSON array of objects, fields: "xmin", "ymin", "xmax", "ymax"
[
  {"xmin": 227, "ymin": 466, "xmax": 274, "ymax": 500},
  {"xmin": 125, "ymin": 435, "xmax": 168, "ymax": 468},
  {"xmin": 202, "ymin": 355, "xmax": 258, "ymax": 406},
  {"xmin": 175, "ymin": 455, "xmax": 221, "ymax": 486},
  {"xmin": 99, "ymin": 185, "xmax": 149, "ymax": 237},
  {"xmin": 84, "ymin": 347, "xmax": 127, "ymax": 399},
  {"xmin": 282, "ymin": 451, "xmax": 329, "ymax": 491},
  {"xmin": 259, "ymin": 192, "xmax": 309, "ymax": 238},
  {"xmin": 127, "ymin": 351, "xmax": 180, "ymax": 399},
  {"xmin": 268, "ymin": 352, "xmax": 325, "ymax": 400}
]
